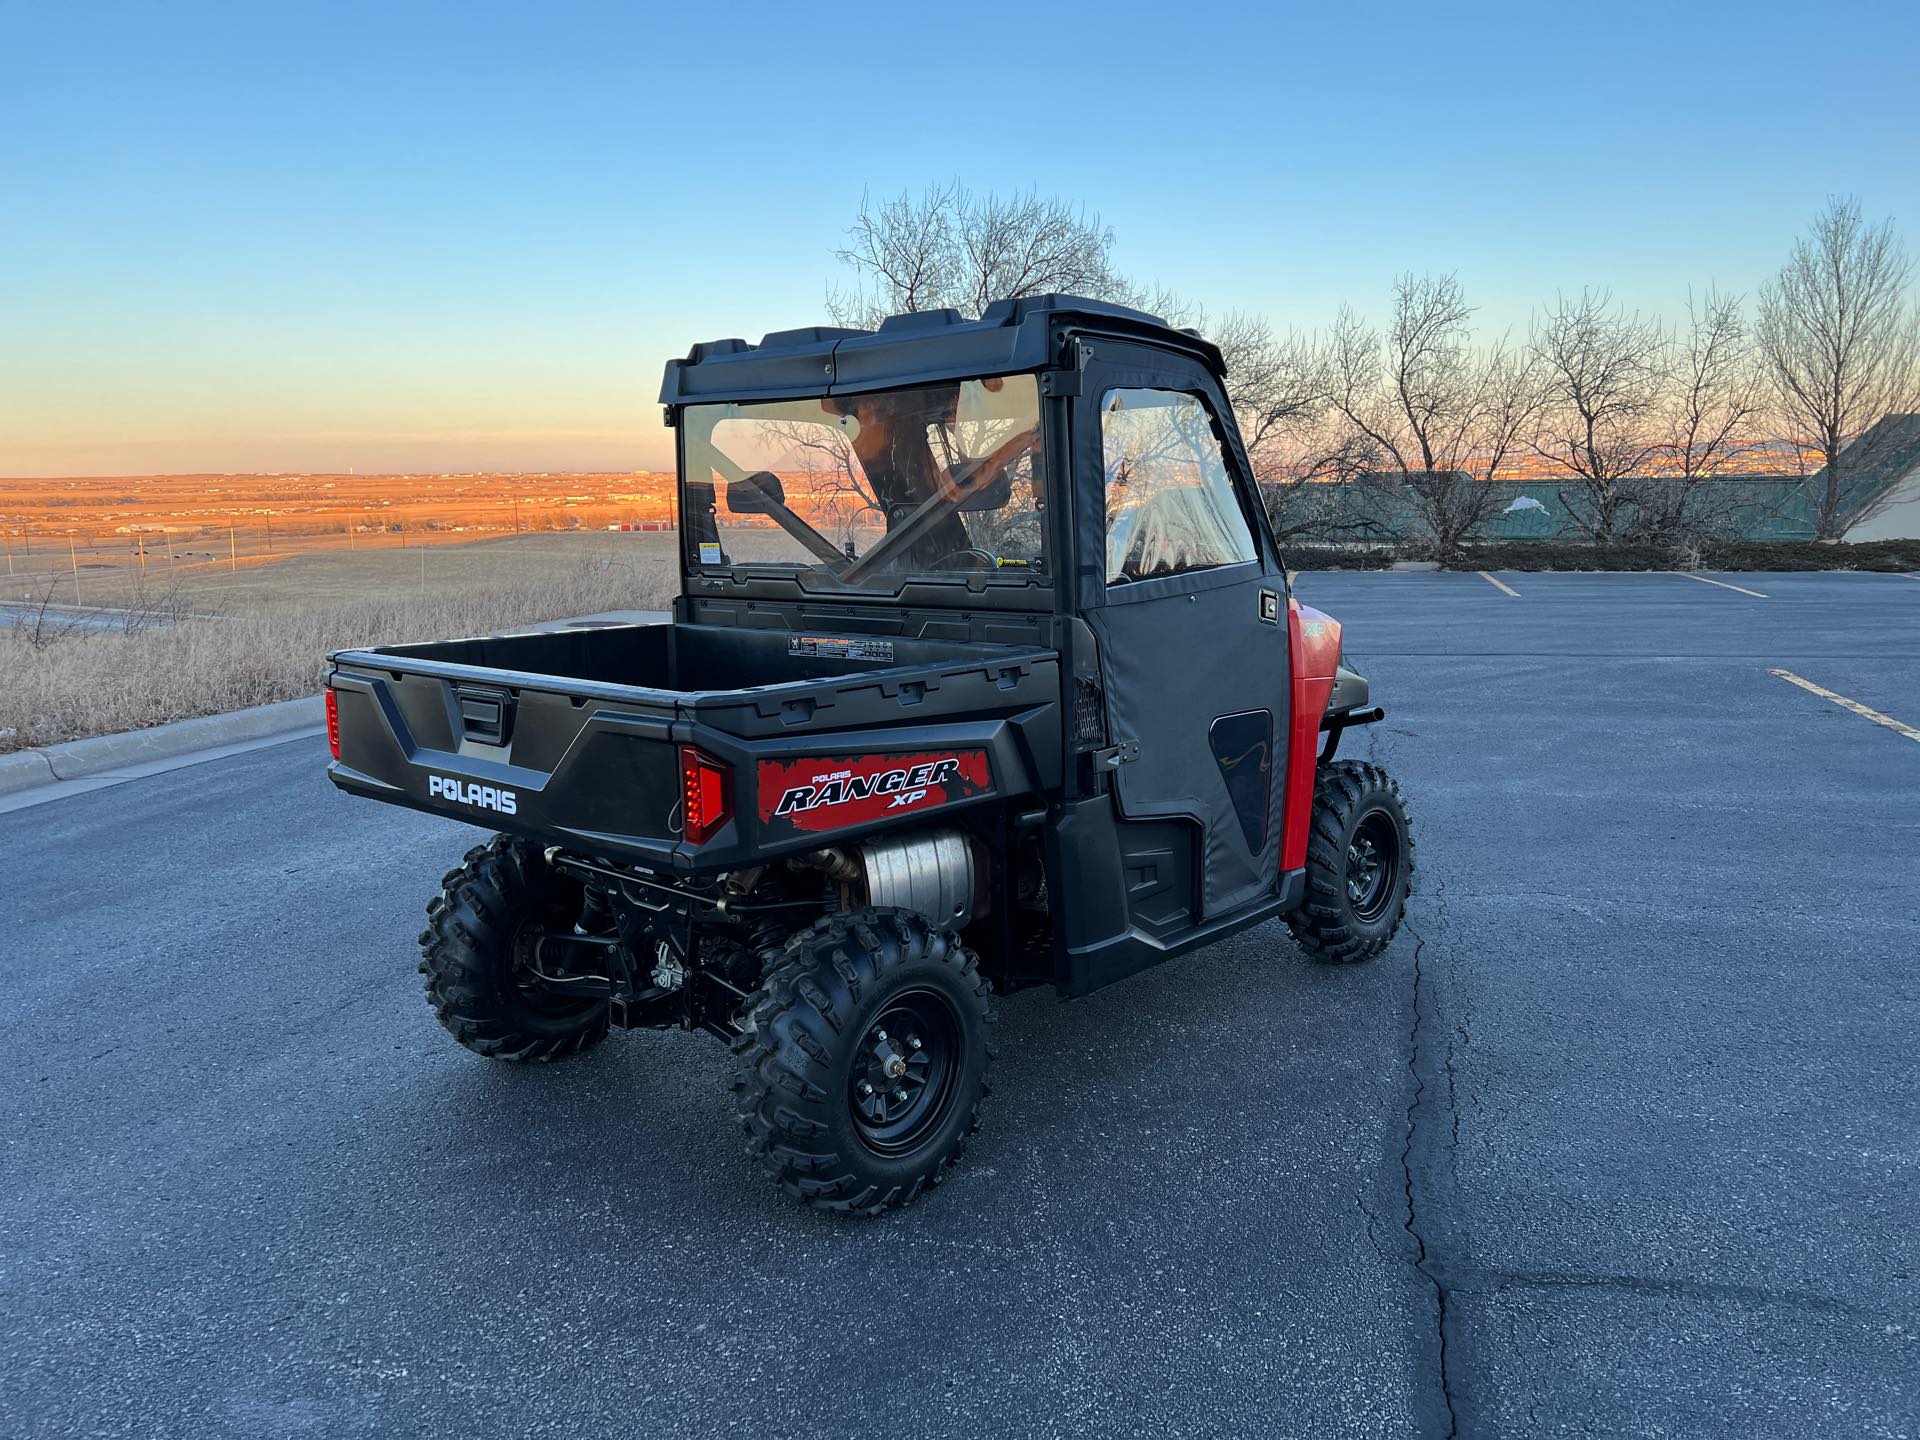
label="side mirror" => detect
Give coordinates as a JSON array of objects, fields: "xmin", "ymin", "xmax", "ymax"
[{"xmin": 726, "ymin": 470, "xmax": 786, "ymax": 515}]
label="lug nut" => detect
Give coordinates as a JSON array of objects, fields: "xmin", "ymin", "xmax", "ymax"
[
  {"xmin": 893, "ymin": 1088, "xmax": 907, "ymax": 1102},
  {"xmin": 858, "ymin": 1082, "xmax": 873, "ymax": 1096},
  {"xmin": 908, "ymin": 1035, "xmax": 922, "ymax": 1051},
  {"xmin": 874, "ymin": 1029, "xmax": 887, "ymax": 1041}
]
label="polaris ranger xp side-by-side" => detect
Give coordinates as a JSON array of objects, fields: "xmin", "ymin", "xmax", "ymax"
[{"xmin": 325, "ymin": 295, "xmax": 1413, "ymax": 1214}]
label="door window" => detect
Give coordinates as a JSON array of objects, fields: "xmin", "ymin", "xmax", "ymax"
[{"xmin": 1099, "ymin": 389, "xmax": 1257, "ymax": 584}]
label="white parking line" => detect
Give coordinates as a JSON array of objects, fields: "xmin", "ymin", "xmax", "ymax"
[
  {"xmin": 1769, "ymin": 670, "xmax": 1920, "ymax": 744},
  {"xmin": 1478, "ymin": 571, "xmax": 1519, "ymax": 597},
  {"xmin": 1670, "ymin": 571, "xmax": 1768, "ymax": 598}
]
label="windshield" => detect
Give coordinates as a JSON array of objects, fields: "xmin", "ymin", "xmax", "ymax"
[{"xmin": 680, "ymin": 374, "xmax": 1046, "ymax": 592}]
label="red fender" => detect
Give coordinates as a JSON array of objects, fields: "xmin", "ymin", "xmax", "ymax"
[{"xmin": 1281, "ymin": 600, "xmax": 1343, "ymax": 872}]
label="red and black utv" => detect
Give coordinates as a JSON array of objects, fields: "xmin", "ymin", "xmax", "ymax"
[{"xmin": 325, "ymin": 295, "xmax": 1412, "ymax": 1214}]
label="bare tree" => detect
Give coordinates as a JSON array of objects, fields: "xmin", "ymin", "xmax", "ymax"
[
  {"xmin": 1208, "ymin": 311, "xmax": 1325, "ymax": 480},
  {"xmin": 1755, "ymin": 198, "xmax": 1920, "ymax": 539},
  {"xmin": 1626, "ymin": 288, "xmax": 1760, "ymax": 543},
  {"xmin": 1531, "ymin": 290, "xmax": 1668, "ymax": 545},
  {"xmin": 1255, "ymin": 421, "xmax": 1398, "ymax": 544},
  {"xmin": 1138, "ymin": 295, "xmax": 1398, "ymax": 543},
  {"xmin": 1476, "ymin": 340, "xmax": 1549, "ymax": 514},
  {"xmin": 1151, "ymin": 297, "xmax": 1329, "ymax": 472},
  {"xmin": 830, "ymin": 183, "xmax": 1134, "ymax": 327},
  {"xmin": 1323, "ymin": 273, "xmax": 1541, "ymax": 554},
  {"xmin": 832, "ymin": 188, "xmax": 1329, "ymax": 469},
  {"xmin": 1666, "ymin": 288, "xmax": 1759, "ymax": 479},
  {"xmin": 832, "ymin": 189, "xmax": 1370, "ymax": 543}
]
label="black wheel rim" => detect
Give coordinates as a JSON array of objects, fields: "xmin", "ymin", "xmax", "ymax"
[
  {"xmin": 848, "ymin": 988, "xmax": 962, "ymax": 1157},
  {"xmin": 1347, "ymin": 810, "xmax": 1401, "ymax": 923}
]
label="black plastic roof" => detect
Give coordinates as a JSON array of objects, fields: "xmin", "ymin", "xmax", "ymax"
[{"xmin": 659, "ymin": 293, "xmax": 1223, "ymax": 406}]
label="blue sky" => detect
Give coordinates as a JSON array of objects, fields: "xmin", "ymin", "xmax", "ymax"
[{"xmin": 3, "ymin": 0, "xmax": 1917, "ymax": 475}]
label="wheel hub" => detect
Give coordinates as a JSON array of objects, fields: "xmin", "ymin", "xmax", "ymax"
[
  {"xmin": 1347, "ymin": 836, "xmax": 1381, "ymax": 902},
  {"xmin": 848, "ymin": 995, "xmax": 959, "ymax": 1154},
  {"xmin": 1346, "ymin": 810, "xmax": 1400, "ymax": 922}
]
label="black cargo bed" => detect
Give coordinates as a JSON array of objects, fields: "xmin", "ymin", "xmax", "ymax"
[{"xmin": 326, "ymin": 621, "xmax": 1062, "ymax": 870}]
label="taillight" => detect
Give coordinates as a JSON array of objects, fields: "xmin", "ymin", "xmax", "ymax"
[
  {"xmin": 325, "ymin": 688, "xmax": 340, "ymax": 759},
  {"xmin": 680, "ymin": 745, "xmax": 731, "ymax": 844}
]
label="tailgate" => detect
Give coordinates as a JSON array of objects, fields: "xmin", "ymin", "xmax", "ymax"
[{"xmin": 326, "ymin": 651, "xmax": 683, "ymax": 864}]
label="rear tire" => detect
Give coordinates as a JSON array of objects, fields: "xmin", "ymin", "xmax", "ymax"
[
  {"xmin": 729, "ymin": 908, "xmax": 994, "ymax": 1215},
  {"xmin": 418, "ymin": 835, "xmax": 610, "ymax": 1061},
  {"xmin": 1286, "ymin": 760, "xmax": 1414, "ymax": 964}
]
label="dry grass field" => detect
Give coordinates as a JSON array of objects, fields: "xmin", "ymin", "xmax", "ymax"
[
  {"xmin": 0, "ymin": 533, "xmax": 685, "ymax": 752},
  {"xmin": 153, "ymin": 529, "xmax": 686, "ymax": 613}
]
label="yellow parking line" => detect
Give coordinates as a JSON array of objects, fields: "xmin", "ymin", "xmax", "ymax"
[
  {"xmin": 1769, "ymin": 670, "xmax": 1920, "ymax": 743},
  {"xmin": 1478, "ymin": 571, "xmax": 1519, "ymax": 597},
  {"xmin": 1671, "ymin": 571, "xmax": 1767, "ymax": 598}
]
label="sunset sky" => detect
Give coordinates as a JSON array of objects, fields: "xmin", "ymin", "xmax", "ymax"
[{"xmin": 4, "ymin": 0, "xmax": 1918, "ymax": 478}]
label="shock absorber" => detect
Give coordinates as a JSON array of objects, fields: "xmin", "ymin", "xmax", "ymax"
[{"xmin": 740, "ymin": 913, "xmax": 791, "ymax": 956}]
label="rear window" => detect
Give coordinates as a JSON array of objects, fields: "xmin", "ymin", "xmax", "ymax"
[{"xmin": 680, "ymin": 375, "xmax": 1047, "ymax": 592}]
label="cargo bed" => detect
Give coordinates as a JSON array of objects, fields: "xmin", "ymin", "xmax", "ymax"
[{"xmin": 326, "ymin": 621, "xmax": 1062, "ymax": 872}]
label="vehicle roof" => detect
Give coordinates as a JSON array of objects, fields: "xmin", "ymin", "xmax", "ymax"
[{"xmin": 659, "ymin": 293, "xmax": 1224, "ymax": 406}]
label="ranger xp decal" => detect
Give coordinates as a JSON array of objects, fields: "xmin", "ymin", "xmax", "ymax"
[
  {"xmin": 756, "ymin": 750, "xmax": 992, "ymax": 834},
  {"xmin": 428, "ymin": 774, "xmax": 518, "ymax": 815}
]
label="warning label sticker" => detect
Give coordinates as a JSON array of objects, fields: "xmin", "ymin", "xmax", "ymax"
[{"xmin": 787, "ymin": 635, "xmax": 896, "ymax": 663}]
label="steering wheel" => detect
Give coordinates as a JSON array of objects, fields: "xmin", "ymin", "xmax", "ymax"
[{"xmin": 928, "ymin": 547, "xmax": 1000, "ymax": 572}]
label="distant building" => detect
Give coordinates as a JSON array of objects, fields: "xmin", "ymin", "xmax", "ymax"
[
  {"xmin": 1839, "ymin": 415, "xmax": 1920, "ymax": 541},
  {"xmin": 1318, "ymin": 415, "xmax": 1920, "ymax": 542}
]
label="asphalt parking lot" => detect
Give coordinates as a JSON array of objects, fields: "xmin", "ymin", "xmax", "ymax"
[{"xmin": 4, "ymin": 569, "xmax": 1917, "ymax": 1439}]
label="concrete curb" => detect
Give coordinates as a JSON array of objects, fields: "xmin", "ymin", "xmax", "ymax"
[
  {"xmin": 0, "ymin": 750, "xmax": 58, "ymax": 796},
  {"xmin": 0, "ymin": 696, "xmax": 324, "ymax": 796}
]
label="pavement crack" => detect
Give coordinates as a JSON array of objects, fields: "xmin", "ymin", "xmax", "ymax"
[
  {"xmin": 1356, "ymin": 1194, "xmax": 1393, "ymax": 1261},
  {"xmin": 1401, "ymin": 872, "xmax": 1460, "ymax": 1439}
]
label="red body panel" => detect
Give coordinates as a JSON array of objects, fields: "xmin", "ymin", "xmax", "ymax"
[
  {"xmin": 755, "ymin": 749, "xmax": 993, "ymax": 836},
  {"xmin": 1280, "ymin": 601, "xmax": 1343, "ymax": 871}
]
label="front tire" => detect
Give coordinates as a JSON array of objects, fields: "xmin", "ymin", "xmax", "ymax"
[
  {"xmin": 1286, "ymin": 760, "xmax": 1414, "ymax": 964},
  {"xmin": 418, "ymin": 835, "xmax": 611, "ymax": 1061},
  {"xmin": 729, "ymin": 908, "xmax": 994, "ymax": 1215}
]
